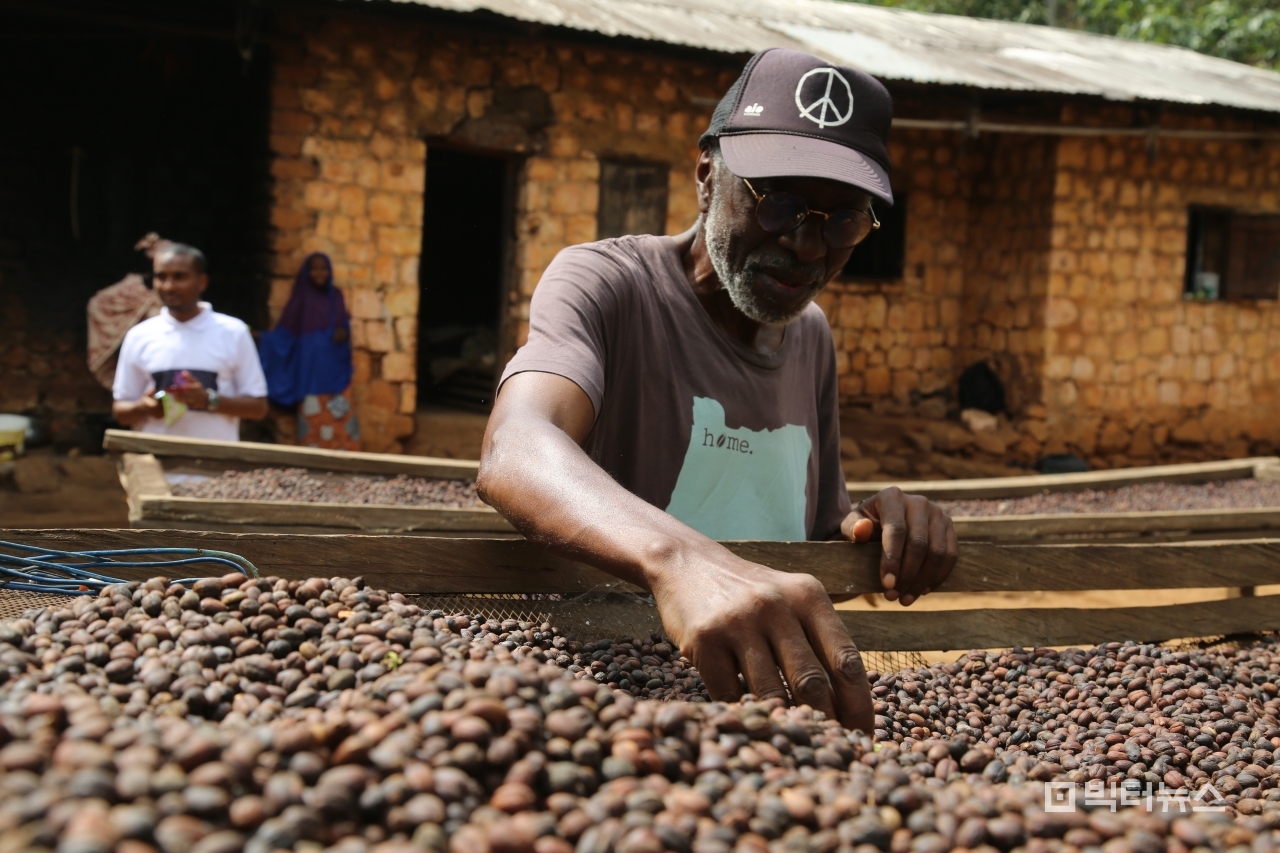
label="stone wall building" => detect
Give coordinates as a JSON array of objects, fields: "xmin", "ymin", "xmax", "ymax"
[{"xmin": 4, "ymin": 0, "xmax": 1280, "ymax": 468}]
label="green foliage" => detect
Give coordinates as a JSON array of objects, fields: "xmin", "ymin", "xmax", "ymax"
[{"xmin": 857, "ymin": 0, "xmax": 1280, "ymax": 70}]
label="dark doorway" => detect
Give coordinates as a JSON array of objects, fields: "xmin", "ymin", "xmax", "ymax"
[
  {"xmin": 0, "ymin": 5, "xmax": 273, "ymax": 334},
  {"xmin": 418, "ymin": 148, "xmax": 514, "ymax": 412},
  {"xmin": 0, "ymin": 1, "xmax": 272, "ymax": 447}
]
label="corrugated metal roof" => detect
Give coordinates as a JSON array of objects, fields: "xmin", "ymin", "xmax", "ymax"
[{"xmin": 379, "ymin": 0, "xmax": 1280, "ymax": 114}]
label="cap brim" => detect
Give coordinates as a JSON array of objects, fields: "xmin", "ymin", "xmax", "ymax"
[{"xmin": 720, "ymin": 134, "xmax": 894, "ymax": 206}]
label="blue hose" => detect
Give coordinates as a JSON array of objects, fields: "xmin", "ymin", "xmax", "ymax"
[{"xmin": 0, "ymin": 540, "xmax": 261, "ymax": 598}]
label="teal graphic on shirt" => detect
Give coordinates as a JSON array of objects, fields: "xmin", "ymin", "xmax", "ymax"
[{"xmin": 665, "ymin": 397, "xmax": 812, "ymax": 540}]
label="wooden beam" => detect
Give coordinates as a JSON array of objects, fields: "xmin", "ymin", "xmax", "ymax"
[
  {"xmin": 953, "ymin": 507, "xmax": 1280, "ymax": 539},
  {"xmin": 847, "ymin": 456, "xmax": 1275, "ymax": 501},
  {"xmin": 103, "ymin": 429, "xmax": 479, "ymax": 479},
  {"xmin": 134, "ymin": 496, "xmax": 515, "ymax": 534},
  {"xmin": 7, "ymin": 527, "xmax": 1273, "ymax": 649},
  {"xmin": 0, "ymin": 529, "xmax": 621, "ymax": 593},
  {"xmin": 5, "ymin": 530, "xmax": 1280, "ymax": 594},
  {"xmin": 840, "ymin": 595, "xmax": 1280, "ymax": 651},
  {"xmin": 118, "ymin": 453, "xmax": 171, "ymax": 522}
]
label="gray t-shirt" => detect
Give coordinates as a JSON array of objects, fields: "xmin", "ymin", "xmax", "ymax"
[{"xmin": 500, "ymin": 234, "xmax": 851, "ymax": 541}]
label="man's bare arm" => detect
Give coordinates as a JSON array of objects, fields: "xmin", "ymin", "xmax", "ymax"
[
  {"xmin": 112, "ymin": 396, "xmax": 161, "ymax": 427},
  {"xmin": 166, "ymin": 373, "xmax": 268, "ymax": 420},
  {"xmin": 477, "ymin": 371, "xmax": 874, "ymax": 733}
]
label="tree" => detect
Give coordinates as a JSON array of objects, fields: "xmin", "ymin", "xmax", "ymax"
[{"xmin": 855, "ymin": 0, "xmax": 1280, "ymax": 70}]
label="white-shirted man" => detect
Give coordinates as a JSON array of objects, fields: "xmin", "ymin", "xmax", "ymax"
[{"xmin": 112, "ymin": 243, "xmax": 268, "ymax": 441}]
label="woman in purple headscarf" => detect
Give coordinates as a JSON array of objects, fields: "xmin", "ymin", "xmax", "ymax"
[{"xmin": 257, "ymin": 253, "xmax": 359, "ymax": 450}]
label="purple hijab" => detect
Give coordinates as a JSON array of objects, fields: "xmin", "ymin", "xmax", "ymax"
[
  {"xmin": 276, "ymin": 253, "xmax": 347, "ymax": 335},
  {"xmin": 259, "ymin": 253, "xmax": 353, "ymax": 405}
]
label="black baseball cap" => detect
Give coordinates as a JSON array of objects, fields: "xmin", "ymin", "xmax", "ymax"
[{"xmin": 700, "ymin": 48, "xmax": 894, "ymax": 205}]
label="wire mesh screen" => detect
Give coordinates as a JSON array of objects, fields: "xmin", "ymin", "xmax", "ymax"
[
  {"xmin": 404, "ymin": 591, "xmax": 663, "ymax": 645},
  {"xmin": 1164, "ymin": 631, "xmax": 1279, "ymax": 654},
  {"xmin": 403, "ymin": 591, "xmax": 931, "ymax": 675},
  {"xmin": 0, "ymin": 589, "xmax": 78, "ymax": 620},
  {"xmin": 0, "ymin": 584, "xmax": 930, "ymax": 675}
]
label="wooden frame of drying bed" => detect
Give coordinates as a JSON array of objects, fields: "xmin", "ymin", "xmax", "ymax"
[
  {"xmin": 106, "ymin": 428, "xmax": 510, "ymax": 533},
  {"xmin": 9, "ymin": 528, "xmax": 1279, "ymax": 652},
  {"xmin": 853, "ymin": 456, "xmax": 1280, "ymax": 541},
  {"xmin": 107, "ymin": 431, "xmax": 1280, "ymax": 541}
]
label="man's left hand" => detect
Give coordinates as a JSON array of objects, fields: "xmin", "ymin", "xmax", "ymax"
[
  {"xmin": 168, "ymin": 371, "xmax": 211, "ymax": 410},
  {"xmin": 840, "ymin": 488, "xmax": 957, "ymax": 606}
]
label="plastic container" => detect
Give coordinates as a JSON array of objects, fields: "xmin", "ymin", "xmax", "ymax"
[{"xmin": 0, "ymin": 414, "xmax": 31, "ymax": 460}]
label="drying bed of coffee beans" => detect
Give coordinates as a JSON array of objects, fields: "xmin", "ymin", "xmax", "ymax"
[
  {"xmin": 170, "ymin": 469, "xmax": 482, "ymax": 508},
  {"xmin": 0, "ymin": 574, "xmax": 1278, "ymax": 853},
  {"xmin": 938, "ymin": 479, "xmax": 1280, "ymax": 517}
]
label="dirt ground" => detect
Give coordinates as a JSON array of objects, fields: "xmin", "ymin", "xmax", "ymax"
[
  {"xmin": 1, "ymin": 449, "xmax": 129, "ymax": 529},
  {"xmin": 407, "ymin": 407, "xmax": 489, "ymax": 459}
]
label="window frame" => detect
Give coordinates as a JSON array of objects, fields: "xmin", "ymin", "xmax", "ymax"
[
  {"xmin": 1184, "ymin": 205, "xmax": 1280, "ymax": 302},
  {"xmin": 596, "ymin": 158, "xmax": 671, "ymax": 240}
]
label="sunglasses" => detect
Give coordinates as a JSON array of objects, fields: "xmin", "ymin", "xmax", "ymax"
[{"xmin": 742, "ymin": 177, "xmax": 880, "ymax": 250}]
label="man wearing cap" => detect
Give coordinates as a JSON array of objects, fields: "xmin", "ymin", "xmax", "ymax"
[{"xmin": 477, "ymin": 49, "xmax": 956, "ymax": 733}]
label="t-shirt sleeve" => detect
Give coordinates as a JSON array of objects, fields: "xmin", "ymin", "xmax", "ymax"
[
  {"xmin": 499, "ymin": 244, "xmax": 628, "ymax": 416},
  {"xmin": 112, "ymin": 328, "xmax": 150, "ymax": 402},
  {"xmin": 810, "ymin": 321, "xmax": 852, "ymax": 541},
  {"xmin": 231, "ymin": 323, "xmax": 269, "ymax": 398}
]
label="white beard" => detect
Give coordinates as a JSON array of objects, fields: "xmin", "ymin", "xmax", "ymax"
[{"xmin": 703, "ymin": 168, "xmax": 816, "ymax": 326}]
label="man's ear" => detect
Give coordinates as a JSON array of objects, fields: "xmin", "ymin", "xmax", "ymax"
[
  {"xmin": 197, "ymin": 274, "xmax": 209, "ymax": 296},
  {"xmin": 695, "ymin": 148, "xmax": 715, "ymax": 215}
]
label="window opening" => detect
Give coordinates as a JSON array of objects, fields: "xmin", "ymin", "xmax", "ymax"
[
  {"xmin": 1185, "ymin": 207, "xmax": 1230, "ymax": 300},
  {"xmin": 842, "ymin": 191, "xmax": 906, "ymax": 281},
  {"xmin": 597, "ymin": 160, "xmax": 669, "ymax": 239},
  {"xmin": 1185, "ymin": 207, "xmax": 1280, "ymax": 301},
  {"xmin": 418, "ymin": 148, "xmax": 513, "ymax": 412}
]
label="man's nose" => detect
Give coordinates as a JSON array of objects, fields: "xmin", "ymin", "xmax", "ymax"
[{"xmin": 777, "ymin": 217, "xmax": 827, "ymax": 264}]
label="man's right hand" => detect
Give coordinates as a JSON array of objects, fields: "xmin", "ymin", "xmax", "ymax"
[
  {"xmin": 111, "ymin": 393, "xmax": 162, "ymax": 426},
  {"xmin": 648, "ymin": 544, "xmax": 873, "ymax": 733}
]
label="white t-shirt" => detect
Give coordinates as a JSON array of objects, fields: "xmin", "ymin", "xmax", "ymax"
[{"xmin": 113, "ymin": 302, "xmax": 268, "ymax": 442}]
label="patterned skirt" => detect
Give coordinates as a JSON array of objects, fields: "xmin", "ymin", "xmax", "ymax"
[{"xmin": 297, "ymin": 392, "xmax": 361, "ymax": 451}]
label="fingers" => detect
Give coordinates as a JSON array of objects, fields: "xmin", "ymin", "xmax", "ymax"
[
  {"xmin": 736, "ymin": 637, "xmax": 789, "ymax": 704},
  {"xmin": 803, "ymin": 605, "xmax": 873, "ymax": 733},
  {"xmin": 770, "ymin": 614, "xmax": 838, "ymax": 722},
  {"xmin": 864, "ymin": 489, "xmax": 960, "ymax": 607},
  {"xmin": 904, "ymin": 507, "xmax": 957, "ymax": 601},
  {"xmin": 849, "ymin": 516, "xmax": 875, "ymax": 542},
  {"xmin": 695, "ymin": 645, "xmax": 745, "ymax": 704},
  {"xmin": 897, "ymin": 498, "xmax": 932, "ymax": 605},
  {"xmin": 872, "ymin": 489, "xmax": 908, "ymax": 598}
]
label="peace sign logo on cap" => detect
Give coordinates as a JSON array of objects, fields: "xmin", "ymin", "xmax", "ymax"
[{"xmin": 794, "ymin": 67, "xmax": 854, "ymax": 129}]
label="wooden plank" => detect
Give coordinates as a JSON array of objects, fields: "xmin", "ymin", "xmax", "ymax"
[
  {"xmin": 119, "ymin": 453, "xmax": 171, "ymax": 522},
  {"xmin": 953, "ymin": 507, "xmax": 1280, "ymax": 539},
  {"xmin": 135, "ymin": 496, "xmax": 515, "ymax": 534},
  {"xmin": 103, "ymin": 429, "xmax": 479, "ymax": 479},
  {"xmin": 0, "ymin": 529, "xmax": 625, "ymax": 593},
  {"xmin": 841, "ymin": 595, "xmax": 1280, "ymax": 651},
  {"xmin": 6, "ymin": 530, "xmax": 1280, "ymax": 594},
  {"xmin": 6, "ymin": 526, "xmax": 1273, "ymax": 649},
  {"xmin": 1255, "ymin": 460, "xmax": 1280, "ymax": 482},
  {"xmin": 847, "ymin": 456, "xmax": 1275, "ymax": 501}
]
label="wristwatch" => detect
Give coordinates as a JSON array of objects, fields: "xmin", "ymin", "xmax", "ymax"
[{"xmin": 206, "ymin": 389, "xmax": 220, "ymax": 412}]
